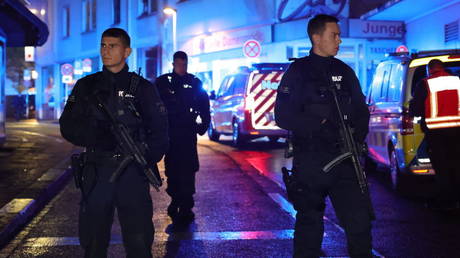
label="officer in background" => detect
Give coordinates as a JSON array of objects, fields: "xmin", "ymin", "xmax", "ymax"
[
  {"xmin": 409, "ymin": 59, "xmax": 460, "ymax": 210},
  {"xmin": 155, "ymin": 51, "xmax": 210, "ymax": 224},
  {"xmin": 275, "ymin": 14, "xmax": 372, "ymax": 257},
  {"xmin": 59, "ymin": 28, "xmax": 168, "ymax": 257}
]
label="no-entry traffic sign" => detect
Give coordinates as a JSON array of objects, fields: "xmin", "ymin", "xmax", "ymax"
[{"xmin": 243, "ymin": 40, "xmax": 261, "ymax": 58}]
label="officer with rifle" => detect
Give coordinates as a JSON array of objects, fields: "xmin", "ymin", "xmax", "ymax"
[
  {"xmin": 60, "ymin": 28, "xmax": 168, "ymax": 258},
  {"xmin": 275, "ymin": 14, "xmax": 373, "ymax": 257}
]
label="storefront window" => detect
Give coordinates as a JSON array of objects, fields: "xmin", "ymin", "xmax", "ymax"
[{"xmin": 41, "ymin": 66, "xmax": 55, "ymax": 119}]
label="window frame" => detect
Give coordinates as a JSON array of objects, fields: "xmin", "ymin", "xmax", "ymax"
[
  {"xmin": 62, "ymin": 6, "xmax": 70, "ymax": 38},
  {"xmin": 82, "ymin": 0, "xmax": 97, "ymax": 33},
  {"xmin": 112, "ymin": 0, "xmax": 121, "ymax": 25}
]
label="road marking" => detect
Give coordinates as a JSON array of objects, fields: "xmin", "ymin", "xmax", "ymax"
[
  {"xmin": 23, "ymin": 229, "xmax": 295, "ymax": 247},
  {"xmin": 21, "ymin": 131, "xmax": 64, "ymax": 143},
  {"xmin": 268, "ymin": 193, "xmax": 385, "ymax": 258},
  {"xmin": 0, "ymin": 198, "xmax": 34, "ymax": 214},
  {"xmin": 268, "ymin": 193, "xmax": 296, "ymax": 218}
]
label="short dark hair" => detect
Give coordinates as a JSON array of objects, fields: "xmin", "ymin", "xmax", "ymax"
[
  {"xmin": 173, "ymin": 51, "xmax": 188, "ymax": 61},
  {"xmin": 101, "ymin": 28, "xmax": 131, "ymax": 47},
  {"xmin": 307, "ymin": 14, "xmax": 339, "ymax": 44},
  {"xmin": 428, "ymin": 59, "xmax": 444, "ymax": 71}
]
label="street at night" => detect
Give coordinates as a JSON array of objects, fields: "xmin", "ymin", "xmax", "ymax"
[
  {"xmin": 0, "ymin": 121, "xmax": 459, "ymax": 257},
  {"xmin": 2, "ymin": 0, "xmax": 460, "ymax": 257}
]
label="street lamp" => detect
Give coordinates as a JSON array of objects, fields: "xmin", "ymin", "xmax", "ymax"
[{"xmin": 163, "ymin": 7, "xmax": 177, "ymax": 53}]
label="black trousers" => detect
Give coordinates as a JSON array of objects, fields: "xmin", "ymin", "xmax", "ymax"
[
  {"xmin": 425, "ymin": 128, "xmax": 460, "ymax": 204},
  {"xmin": 292, "ymin": 151, "xmax": 373, "ymax": 258},
  {"xmin": 165, "ymin": 169, "xmax": 196, "ymax": 211},
  {"xmin": 79, "ymin": 156, "xmax": 154, "ymax": 258}
]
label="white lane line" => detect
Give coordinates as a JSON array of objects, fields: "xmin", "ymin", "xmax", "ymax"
[
  {"xmin": 23, "ymin": 229, "xmax": 295, "ymax": 247},
  {"xmin": 21, "ymin": 131, "xmax": 64, "ymax": 143},
  {"xmin": 268, "ymin": 193, "xmax": 385, "ymax": 258},
  {"xmin": 268, "ymin": 193, "xmax": 296, "ymax": 218}
]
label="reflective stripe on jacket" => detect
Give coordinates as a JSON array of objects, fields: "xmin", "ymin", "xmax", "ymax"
[{"xmin": 425, "ymin": 73, "xmax": 460, "ymax": 129}]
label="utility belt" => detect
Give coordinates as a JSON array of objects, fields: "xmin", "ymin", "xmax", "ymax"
[
  {"xmin": 292, "ymin": 135, "xmax": 341, "ymax": 153},
  {"xmin": 70, "ymin": 148, "xmax": 123, "ymax": 189},
  {"xmin": 85, "ymin": 148, "xmax": 123, "ymax": 161}
]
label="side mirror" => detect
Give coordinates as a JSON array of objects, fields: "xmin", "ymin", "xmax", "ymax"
[{"xmin": 209, "ymin": 90, "xmax": 216, "ymax": 100}]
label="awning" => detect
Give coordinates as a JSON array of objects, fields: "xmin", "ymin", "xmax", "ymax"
[
  {"xmin": 0, "ymin": 0, "xmax": 49, "ymax": 46},
  {"xmin": 361, "ymin": 0, "xmax": 460, "ymax": 22}
]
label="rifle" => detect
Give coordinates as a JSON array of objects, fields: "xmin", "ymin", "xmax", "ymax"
[
  {"xmin": 322, "ymin": 78, "xmax": 375, "ymax": 219},
  {"xmin": 95, "ymin": 94, "xmax": 163, "ymax": 191}
]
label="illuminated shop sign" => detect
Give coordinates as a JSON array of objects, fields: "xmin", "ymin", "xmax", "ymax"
[
  {"xmin": 349, "ymin": 19, "xmax": 404, "ymax": 39},
  {"xmin": 181, "ymin": 25, "xmax": 271, "ymax": 55}
]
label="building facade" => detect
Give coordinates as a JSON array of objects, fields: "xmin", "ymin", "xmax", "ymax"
[
  {"xmin": 36, "ymin": 0, "xmax": 408, "ymax": 120},
  {"xmin": 363, "ymin": 0, "xmax": 460, "ymax": 51}
]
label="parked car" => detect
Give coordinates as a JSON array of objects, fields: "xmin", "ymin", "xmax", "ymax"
[
  {"xmin": 208, "ymin": 63, "xmax": 289, "ymax": 146},
  {"xmin": 365, "ymin": 49, "xmax": 460, "ymax": 191}
]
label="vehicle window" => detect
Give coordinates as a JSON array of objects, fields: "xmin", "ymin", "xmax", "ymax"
[
  {"xmin": 445, "ymin": 61, "xmax": 460, "ymax": 77},
  {"xmin": 387, "ymin": 63, "xmax": 403, "ymax": 102},
  {"xmin": 217, "ymin": 77, "xmax": 230, "ymax": 98},
  {"xmin": 223, "ymin": 76, "xmax": 235, "ymax": 97},
  {"xmin": 379, "ymin": 64, "xmax": 392, "ymax": 101},
  {"xmin": 232, "ymin": 74, "xmax": 248, "ymax": 95},
  {"xmin": 411, "ymin": 66, "xmax": 427, "ymax": 97},
  {"xmin": 369, "ymin": 63, "xmax": 385, "ymax": 103},
  {"xmin": 410, "ymin": 60, "xmax": 460, "ymax": 97}
]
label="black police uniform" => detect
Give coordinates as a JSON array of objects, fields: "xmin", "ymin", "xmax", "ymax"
[
  {"xmin": 155, "ymin": 71, "xmax": 210, "ymax": 220},
  {"xmin": 275, "ymin": 51, "xmax": 372, "ymax": 257},
  {"xmin": 59, "ymin": 65, "xmax": 169, "ymax": 258}
]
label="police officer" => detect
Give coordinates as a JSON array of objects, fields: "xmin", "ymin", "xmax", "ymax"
[
  {"xmin": 59, "ymin": 28, "xmax": 168, "ymax": 258},
  {"xmin": 275, "ymin": 15, "xmax": 372, "ymax": 257},
  {"xmin": 409, "ymin": 59, "xmax": 460, "ymax": 210},
  {"xmin": 155, "ymin": 51, "xmax": 210, "ymax": 224}
]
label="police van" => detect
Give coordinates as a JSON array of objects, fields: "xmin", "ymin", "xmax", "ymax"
[
  {"xmin": 208, "ymin": 63, "xmax": 289, "ymax": 146},
  {"xmin": 365, "ymin": 49, "xmax": 460, "ymax": 191}
]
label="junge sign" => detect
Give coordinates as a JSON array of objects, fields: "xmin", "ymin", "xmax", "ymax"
[{"xmin": 349, "ymin": 19, "xmax": 404, "ymax": 39}]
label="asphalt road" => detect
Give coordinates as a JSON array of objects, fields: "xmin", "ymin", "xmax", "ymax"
[{"xmin": 1, "ymin": 124, "xmax": 460, "ymax": 257}]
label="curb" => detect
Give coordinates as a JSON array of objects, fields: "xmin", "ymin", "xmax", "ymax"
[{"xmin": 0, "ymin": 160, "xmax": 73, "ymax": 248}]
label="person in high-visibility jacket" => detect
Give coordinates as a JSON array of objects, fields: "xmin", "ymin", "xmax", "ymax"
[{"xmin": 410, "ymin": 58, "xmax": 460, "ymax": 210}]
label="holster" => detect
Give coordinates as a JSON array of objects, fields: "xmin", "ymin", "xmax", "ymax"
[
  {"xmin": 71, "ymin": 152, "xmax": 87, "ymax": 189},
  {"xmin": 282, "ymin": 167, "xmax": 307, "ymax": 209}
]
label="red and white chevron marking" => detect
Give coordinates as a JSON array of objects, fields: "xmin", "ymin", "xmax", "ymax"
[{"xmin": 248, "ymin": 71, "xmax": 284, "ymax": 129}]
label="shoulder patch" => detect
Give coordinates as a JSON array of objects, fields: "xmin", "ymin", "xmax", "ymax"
[
  {"xmin": 280, "ymin": 84, "xmax": 290, "ymax": 94},
  {"xmin": 156, "ymin": 101, "xmax": 167, "ymax": 115},
  {"xmin": 67, "ymin": 95, "xmax": 76, "ymax": 103}
]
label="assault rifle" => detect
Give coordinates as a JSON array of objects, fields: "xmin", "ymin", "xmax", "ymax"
[
  {"xmin": 95, "ymin": 95, "xmax": 163, "ymax": 191},
  {"xmin": 322, "ymin": 79, "xmax": 375, "ymax": 219}
]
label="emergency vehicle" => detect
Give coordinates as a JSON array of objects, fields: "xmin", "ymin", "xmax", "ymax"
[
  {"xmin": 208, "ymin": 63, "xmax": 289, "ymax": 146},
  {"xmin": 365, "ymin": 49, "xmax": 460, "ymax": 191}
]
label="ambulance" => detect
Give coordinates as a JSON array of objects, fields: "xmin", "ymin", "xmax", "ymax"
[
  {"xmin": 208, "ymin": 63, "xmax": 289, "ymax": 146},
  {"xmin": 365, "ymin": 49, "xmax": 460, "ymax": 191}
]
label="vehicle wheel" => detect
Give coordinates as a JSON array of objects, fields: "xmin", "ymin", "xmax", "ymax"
[
  {"xmin": 389, "ymin": 147, "xmax": 406, "ymax": 192},
  {"xmin": 232, "ymin": 120, "xmax": 246, "ymax": 147},
  {"xmin": 208, "ymin": 122, "xmax": 220, "ymax": 141},
  {"xmin": 268, "ymin": 136, "xmax": 279, "ymax": 143}
]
